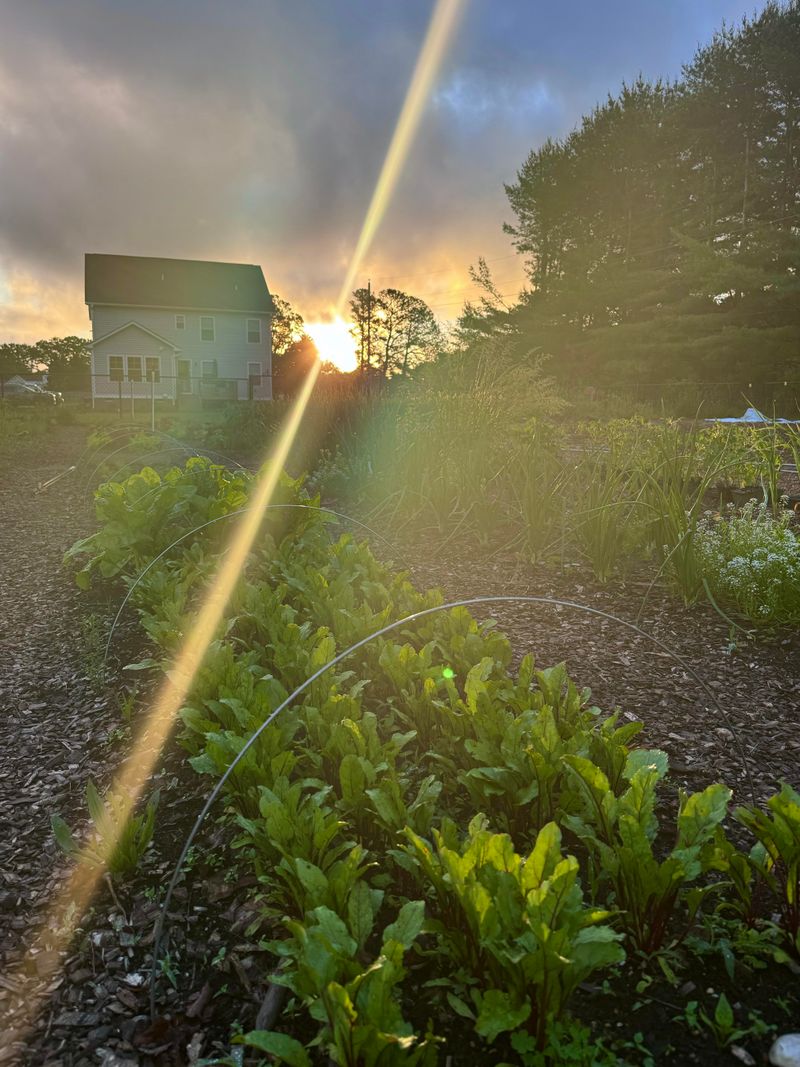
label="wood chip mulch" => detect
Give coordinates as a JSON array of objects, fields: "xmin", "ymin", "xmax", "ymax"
[{"xmin": 1, "ymin": 427, "xmax": 798, "ymax": 1066}]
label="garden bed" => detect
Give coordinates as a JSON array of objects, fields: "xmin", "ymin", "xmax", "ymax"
[
  {"xmin": 1, "ymin": 428, "xmax": 799, "ymax": 1066},
  {"xmin": 393, "ymin": 542, "xmax": 800, "ymax": 809}
]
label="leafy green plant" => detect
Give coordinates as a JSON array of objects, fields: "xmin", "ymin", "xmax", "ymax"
[
  {"xmin": 676, "ymin": 994, "xmax": 773, "ymax": 1049},
  {"xmin": 52, "ymin": 781, "xmax": 159, "ymax": 876},
  {"xmin": 509, "ymin": 1020, "xmax": 622, "ymax": 1066},
  {"xmin": 700, "ymin": 993, "xmax": 776, "ymax": 1048},
  {"xmin": 64, "ymin": 457, "xmax": 256, "ymax": 587},
  {"xmin": 685, "ymin": 909, "xmax": 781, "ymax": 978},
  {"xmin": 403, "ymin": 817, "xmax": 624, "ymax": 1049},
  {"xmin": 250, "ymin": 901, "xmax": 438, "ymax": 1066},
  {"xmin": 563, "ymin": 753, "xmax": 730, "ymax": 954},
  {"xmin": 236, "ymin": 776, "xmax": 376, "ymax": 921},
  {"xmin": 733, "ymin": 783, "xmax": 800, "ymax": 957},
  {"xmin": 449, "ymin": 660, "xmax": 642, "ymax": 843}
]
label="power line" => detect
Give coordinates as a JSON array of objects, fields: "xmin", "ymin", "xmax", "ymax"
[
  {"xmin": 426, "ymin": 289, "xmax": 523, "ymax": 312},
  {"xmin": 367, "ymin": 252, "xmax": 519, "ymax": 286}
]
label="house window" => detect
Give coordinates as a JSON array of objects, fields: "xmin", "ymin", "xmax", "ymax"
[
  {"xmin": 201, "ymin": 359, "xmax": 218, "ymax": 380},
  {"xmin": 127, "ymin": 356, "xmax": 142, "ymax": 382},
  {"xmin": 175, "ymin": 314, "xmax": 185, "ymax": 330},
  {"xmin": 145, "ymin": 357, "xmax": 161, "ymax": 383},
  {"xmin": 109, "ymin": 356, "xmax": 124, "ymax": 383},
  {"xmin": 247, "ymin": 318, "xmax": 261, "ymax": 344},
  {"xmin": 200, "ymin": 316, "xmax": 215, "ymax": 342},
  {"xmin": 248, "ymin": 362, "xmax": 262, "ymax": 387}
]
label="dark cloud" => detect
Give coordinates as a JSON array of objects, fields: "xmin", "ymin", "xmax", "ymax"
[{"xmin": 0, "ymin": 0, "xmax": 758, "ymax": 337}]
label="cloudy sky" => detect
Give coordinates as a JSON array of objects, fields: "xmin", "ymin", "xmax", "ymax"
[{"xmin": 0, "ymin": 0, "xmax": 758, "ymax": 341}]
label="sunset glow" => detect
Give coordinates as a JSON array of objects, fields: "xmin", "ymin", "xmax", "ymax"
[{"xmin": 305, "ymin": 316, "xmax": 359, "ymax": 372}]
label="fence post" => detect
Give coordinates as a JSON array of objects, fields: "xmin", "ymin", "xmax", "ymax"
[
  {"xmin": 130, "ymin": 379, "xmax": 135, "ymax": 419},
  {"xmin": 118, "ymin": 379, "xmax": 123, "ymax": 419},
  {"xmin": 150, "ymin": 370, "xmax": 155, "ymax": 432}
]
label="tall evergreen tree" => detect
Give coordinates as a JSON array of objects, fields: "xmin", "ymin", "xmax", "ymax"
[{"xmin": 492, "ymin": 1, "xmax": 800, "ymax": 388}]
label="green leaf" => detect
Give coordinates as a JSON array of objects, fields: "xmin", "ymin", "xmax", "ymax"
[
  {"xmin": 310, "ymin": 906, "xmax": 357, "ymax": 957},
  {"xmin": 51, "ymin": 814, "xmax": 77, "ymax": 855},
  {"xmin": 714, "ymin": 993, "xmax": 734, "ymax": 1031},
  {"xmin": 123, "ymin": 658, "xmax": 159, "ymax": 671},
  {"xmin": 339, "ymin": 753, "xmax": 366, "ymax": 802},
  {"xmin": 382, "ymin": 900, "xmax": 425, "ymax": 949},
  {"xmin": 624, "ymin": 748, "xmax": 669, "ymax": 781},
  {"xmin": 235, "ymin": 1030, "xmax": 311, "ymax": 1066},
  {"xmin": 367, "ymin": 782, "xmax": 406, "ymax": 830},
  {"xmin": 678, "ymin": 784, "xmax": 731, "ymax": 849},
  {"xmin": 294, "ymin": 858, "xmax": 329, "ymax": 901},
  {"xmin": 446, "ymin": 991, "xmax": 475, "ymax": 1020},
  {"xmin": 522, "ymin": 821, "xmax": 561, "ymax": 888},
  {"xmin": 347, "ymin": 881, "xmax": 375, "ymax": 950},
  {"xmin": 85, "ymin": 780, "xmax": 106, "ymax": 829},
  {"xmin": 474, "ymin": 989, "xmax": 530, "ymax": 1043}
]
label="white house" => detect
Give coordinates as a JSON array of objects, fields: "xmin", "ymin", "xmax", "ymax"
[{"xmin": 85, "ymin": 253, "xmax": 274, "ymax": 403}]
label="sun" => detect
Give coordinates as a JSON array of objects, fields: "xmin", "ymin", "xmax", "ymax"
[{"xmin": 305, "ymin": 316, "xmax": 358, "ymax": 373}]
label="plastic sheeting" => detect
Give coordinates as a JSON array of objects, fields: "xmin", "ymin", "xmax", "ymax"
[{"xmin": 707, "ymin": 406, "xmax": 800, "ymax": 424}]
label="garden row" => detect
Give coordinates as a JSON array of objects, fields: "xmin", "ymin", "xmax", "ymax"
[
  {"xmin": 83, "ymin": 373, "xmax": 800, "ymax": 631},
  {"xmin": 199, "ymin": 391, "xmax": 800, "ymax": 627},
  {"xmin": 312, "ymin": 406, "xmax": 800, "ymax": 623},
  {"xmin": 63, "ymin": 457, "xmax": 800, "ymax": 1064}
]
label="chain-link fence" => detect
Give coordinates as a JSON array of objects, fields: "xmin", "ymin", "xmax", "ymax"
[{"xmin": 89, "ymin": 370, "xmax": 272, "ymax": 411}]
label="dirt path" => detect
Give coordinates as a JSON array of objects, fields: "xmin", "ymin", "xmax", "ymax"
[{"xmin": 0, "ymin": 426, "xmax": 119, "ymax": 1063}]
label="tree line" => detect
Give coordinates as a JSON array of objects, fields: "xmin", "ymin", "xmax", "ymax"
[
  {"xmin": 0, "ymin": 282, "xmax": 445, "ymax": 397},
  {"xmin": 0, "ymin": 336, "xmax": 90, "ymax": 391},
  {"xmin": 461, "ymin": 1, "xmax": 800, "ymax": 389},
  {"xmin": 271, "ymin": 287, "xmax": 444, "ymax": 394}
]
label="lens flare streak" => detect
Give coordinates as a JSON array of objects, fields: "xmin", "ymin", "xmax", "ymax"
[
  {"xmin": 336, "ymin": 0, "xmax": 465, "ymax": 309},
  {"xmin": 4, "ymin": 0, "xmax": 465, "ymax": 1047}
]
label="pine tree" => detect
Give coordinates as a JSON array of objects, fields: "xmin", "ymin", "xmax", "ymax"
[{"xmin": 496, "ymin": 1, "xmax": 800, "ymax": 389}]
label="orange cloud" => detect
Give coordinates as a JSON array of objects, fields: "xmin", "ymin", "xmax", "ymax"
[{"xmin": 0, "ymin": 268, "xmax": 89, "ymax": 343}]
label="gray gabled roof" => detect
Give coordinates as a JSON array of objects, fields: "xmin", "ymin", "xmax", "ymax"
[
  {"xmin": 88, "ymin": 321, "xmax": 181, "ymax": 350},
  {"xmin": 85, "ymin": 254, "xmax": 273, "ymax": 313}
]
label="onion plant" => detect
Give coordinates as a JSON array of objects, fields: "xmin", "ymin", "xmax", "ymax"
[
  {"xmin": 640, "ymin": 422, "xmax": 739, "ymax": 603},
  {"xmin": 751, "ymin": 417, "xmax": 785, "ymax": 517},
  {"xmin": 573, "ymin": 442, "xmax": 646, "ymax": 583}
]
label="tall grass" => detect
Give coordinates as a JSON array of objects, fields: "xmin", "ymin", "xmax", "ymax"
[
  {"xmin": 186, "ymin": 352, "xmax": 792, "ymax": 610},
  {"xmin": 573, "ymin": 448, "xmax": 644, "ymax": 583}
]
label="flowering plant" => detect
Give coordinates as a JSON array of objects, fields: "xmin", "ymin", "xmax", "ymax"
[{"xmin": 696, "ymin": 501, "xmax": 800, "ymax": 626}]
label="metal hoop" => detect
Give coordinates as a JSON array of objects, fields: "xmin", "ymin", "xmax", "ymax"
[{"xmin": 149, "ymin": 592, "xmax": 755, "ymax": 1015}]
